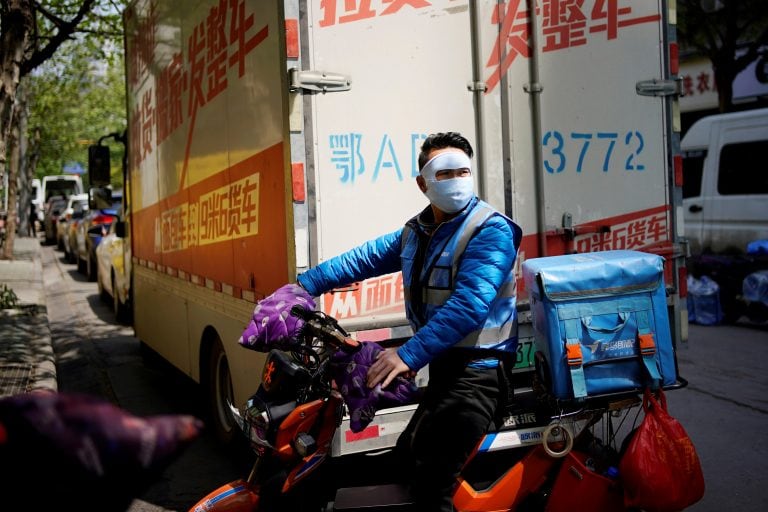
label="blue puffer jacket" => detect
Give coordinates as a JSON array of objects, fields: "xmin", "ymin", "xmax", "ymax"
[{"xmin": 297, "ymin": 197, "xmax": 520, "ymax": 371}]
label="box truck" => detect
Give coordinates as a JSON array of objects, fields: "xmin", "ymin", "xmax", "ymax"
[{"xmin": 119, "ymin": 0, "xmax": 686, "ymax": 449}]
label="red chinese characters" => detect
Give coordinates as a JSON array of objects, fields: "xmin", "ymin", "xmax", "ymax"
[
  {"xmin": 322, "ymin": 273, "xmax": 405, "ymax": 320},
  {"xmin": 207, "ymin": 0, "xmax": 230, "ymax": 100},
  {"xmin": 318, "ymin": 0, "xmax": 430, "ymax": 27},
  {"xmin": 575, "ymin": 211, "xmax": 668, "ymax": 253},
  {"xmin": 680, "ymin": 71, "xmax": 716, "ymax": 97},
  {"xmin": 485, "ymin": 0, "xmax": 662, "ymax": 93},
  {"xmin": 129, "ymin": 0, "xmax": 270, "ymax": 178},
  {"xmin": 155, "ymin": 53, "xmax": 185, "ymax": 146},
  {"xmin": 126, "ymin": 0, "xmax": 157, "ymax": 88}
]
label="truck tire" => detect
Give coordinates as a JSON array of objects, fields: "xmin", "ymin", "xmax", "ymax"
[
  {"xmin": 206, "ymin": 338, "xmax": 236, "ymax": 446},
  {"xmin": 87, "ymin": 252, "xmax": 98, "ymax": 282},
  {"xmin": 113, "ymin": 274, "xmax": 130, "ymax": 324},
  {"xmin": 97, "ymin": 269, "xmax": 109, "ymax": 302}
]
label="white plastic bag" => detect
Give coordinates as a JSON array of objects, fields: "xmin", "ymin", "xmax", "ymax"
[
  {"xmin": 687, "ymin": 275, "xmax": 723, "ymax": 326},
  {"xmin": 743, "ymin": 270, "xmax": 768, "ymax": 306}
]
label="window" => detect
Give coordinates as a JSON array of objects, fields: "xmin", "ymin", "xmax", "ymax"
[
  {"xmin": 717, "ymin": 140, "xmax": 768, "ymax": 195},
  {"xmin": 682, "ymin": 149, "xmax": 706, "ymax": 199}
]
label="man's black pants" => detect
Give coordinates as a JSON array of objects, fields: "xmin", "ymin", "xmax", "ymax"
[{"xmin": 395, "ymin": 352, "xmax": 503, "ymax": 512}]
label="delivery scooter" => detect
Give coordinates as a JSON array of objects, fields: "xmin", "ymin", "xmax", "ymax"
[{"xmin": 189, "ymin": 306, "xmax": 644, "ymax": 512}]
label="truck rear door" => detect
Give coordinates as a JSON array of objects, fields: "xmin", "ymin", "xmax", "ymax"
[
  {"xmin": 499, "ymin": 1, "xmax": 675, "ymax": 262},
  {"xmin": 301, "ymin": 1, "xmax": 480, "ymax": 329}
]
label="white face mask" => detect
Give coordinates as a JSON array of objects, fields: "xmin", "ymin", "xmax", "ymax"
[{"xmin": 421, "ymin": 151, "xmax": 474, "ymax": 214}]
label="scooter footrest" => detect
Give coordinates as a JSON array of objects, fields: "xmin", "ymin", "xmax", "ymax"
[{"xmin": 333, "ymin": 484, "xmax": 414, "ymax": 511}]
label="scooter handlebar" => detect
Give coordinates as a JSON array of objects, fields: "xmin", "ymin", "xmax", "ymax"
[{"xmin": 290, "ymin": 306, "xmax": 361, "ymax": 353}]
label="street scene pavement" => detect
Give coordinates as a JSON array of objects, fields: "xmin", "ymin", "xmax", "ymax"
[
  {"xmin": 0, "ymin": 236, "xmax": 57, "ymax": 397},
  {"xmin": 1, "ymin": 235, "xmax": 767, "ymax": 511}
]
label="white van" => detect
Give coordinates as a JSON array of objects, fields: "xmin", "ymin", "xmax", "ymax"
[
  {"xmin": 31, "ymin": 178, "xmax": 44, "ymax": 222},
  {"xmin": 41, "ymin": 175, "xmax": 83, "ymax": 202},
  {"xmin": 30, "ymin": 175, "xmax": 84, "ymax": 224},
  {"xmin": 682, "ymin": 108, "xmax": 768, "ymax": 254}
]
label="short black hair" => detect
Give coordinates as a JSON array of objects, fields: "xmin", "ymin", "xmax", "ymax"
[{"xmin": 418, "ymin": 132, "xmax": 474, "ymax": 170}]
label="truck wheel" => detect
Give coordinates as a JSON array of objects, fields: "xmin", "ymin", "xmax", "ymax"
[
  {"xmin": 97, "ymin": 269, "xmax": 109, "ymax": 302},
  {"xmin": 87, "ymin": 252, "xmax": 98, "ymax": 282},
  {"xmin": 206, "ymin": 338, "xmax": 236, "ymax": 446},
  {"xmin": 113, "ymin": 274, "xmax": 130, "ymax": 324}
]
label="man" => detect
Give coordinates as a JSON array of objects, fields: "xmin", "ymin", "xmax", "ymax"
[
  {"xmin": 297, "ymin": 132, "xmax": 521, "ymax": 511},
  {"xmin": 28, "ymin": 202, "xmax": 37, "ymax": 237}
]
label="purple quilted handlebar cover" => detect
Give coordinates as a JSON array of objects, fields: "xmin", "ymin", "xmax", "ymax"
[
  {"xmin": 331, "ymin": 342, "xmax": 419, "ymax": 433},
  {"xmin": 239, "ymin": 283, "xmax": 316, "ymax": 352}
]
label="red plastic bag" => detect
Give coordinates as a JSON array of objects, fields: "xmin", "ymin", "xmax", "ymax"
[{"xmin": 619, "ymin": 388, "xmax": 705, "ymax": 512}]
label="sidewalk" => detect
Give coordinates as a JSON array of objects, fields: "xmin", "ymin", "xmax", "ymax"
[{"xmin": 0, "ymin": 236, "xmax": 57, "ymax": 397}]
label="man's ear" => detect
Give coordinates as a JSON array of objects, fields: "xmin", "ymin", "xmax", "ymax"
[{"xmin": 416, "ymin": 175, "xmax": 427, "ymax": 193}]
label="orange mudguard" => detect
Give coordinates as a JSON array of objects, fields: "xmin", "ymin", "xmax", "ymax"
[{"xmin": 452, "ymin": 446, "xmax": 556, "ymax": 512}]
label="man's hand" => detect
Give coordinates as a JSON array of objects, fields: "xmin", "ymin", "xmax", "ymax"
[{"xmin": 367, "ymin": 348, "xmax": 411, "ymax": 389}]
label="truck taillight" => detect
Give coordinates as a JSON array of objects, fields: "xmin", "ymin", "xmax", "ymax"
[
  {"xmin": 292, "ymin": 163, "xmax": 306, "ymax": 202},
  {"xmin": 674, "ymin": 155, "xmax": 683, "ymax": 187},
  {"xmin": 91, "ymin": 214, "xmax": 113, "ymax": 226},
  {"xmin": 678, "ymin": 266, "xmax": 688, "ymax": 298},
  {"xmin": 669, "ymin": 42, "xmax": 679, "ymax": 75}
]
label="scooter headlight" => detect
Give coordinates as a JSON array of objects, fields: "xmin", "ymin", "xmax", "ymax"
[{"xmin": 244, "ymin": 396, "xmax": 272, "ymax": 448}]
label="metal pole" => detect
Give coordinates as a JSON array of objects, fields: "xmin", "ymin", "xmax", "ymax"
[
  {"xmin": 469, "ymin": 0, "xmax": 487, "ymax": 200},
  {"xmin": 525, "ymin": 0, "xmax": 547, "ymax": 256}
]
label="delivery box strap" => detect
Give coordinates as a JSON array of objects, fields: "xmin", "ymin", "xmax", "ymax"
[
  {"xmin": 564, "ymin": 312, "xmax": 661, "ymax": 399},
  {"xmin": 637, "ymin": 311, "xmax": 662, "ymax": 388},
  {"xmin": 564, "ymin": 318, "xmax": 588, "ymax": 399},
  {"xmin": 557, "ymin": 297, "xmax": 651, "ymax": 321}
]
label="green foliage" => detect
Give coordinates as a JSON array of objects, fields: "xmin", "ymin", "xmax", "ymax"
[
  {"xmin": 20, "ymin": 0, "xmax": 128, "ymax": 75},
  {"xmin": 678, "ymin": 1, "xmax": 768, "ymax": 54},
  {"xmin": 677, "ymin": 0, "xmax": 768, "ymax": 111},
  {"xmin": 22, "ymin": 1, "xmax": 130, "ymax": 188},
  {"xmin": 0, "ymin": 284, "xmax": 19, "ymax": 309},
  {"xmin": 26, "ymin": 41, "xmax": 127, "ymax": 187}
]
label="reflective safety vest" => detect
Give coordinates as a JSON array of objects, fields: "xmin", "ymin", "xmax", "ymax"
[{"xmin": 401, "ymin": 200, "xmax": 522, "ymax": 352}]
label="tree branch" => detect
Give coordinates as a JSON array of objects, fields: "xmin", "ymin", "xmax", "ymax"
[{"xmin": 21, "ymin": 0, "xmax": 98, "ymax": 76}]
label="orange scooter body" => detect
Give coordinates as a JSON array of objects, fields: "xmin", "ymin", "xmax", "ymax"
[
  {"xmin": 452, "ymin": 446, "xmax": 557, "ymax": 512},
  {"xmin": 188, "ymin": 480, "xmax": 259, "ymax": 512},
  {"xmin": 281, "ymin": 391, "xmax": 344, "ymax": 491},
  {"xmin": 189, "ymin": 392, "xmax": 343, "ymax": 511}
]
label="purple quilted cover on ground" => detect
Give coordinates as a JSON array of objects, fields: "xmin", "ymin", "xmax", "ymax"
[
  {"xmin": 239, "ymin": 283, "xmax": 316, "ymax": 351},
  {"xmin": 0, "ymin": 390, "xmax": 201, "ymax": 508},
  {"xmin": 331, "ymin": 342, "xmax": 419, "ymax": 432}
]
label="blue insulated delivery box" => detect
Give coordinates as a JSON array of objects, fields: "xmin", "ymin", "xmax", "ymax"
[{"xmin": 522, "ymin": 251, "xmax": 676, "ymax": 400}]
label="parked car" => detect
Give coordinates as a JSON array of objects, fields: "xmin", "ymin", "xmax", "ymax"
[
  {"xmin": 64, "ymin": 199, "xmax": 89, "ymax": 263},
  {"xmin": 76, "ymin": 190, "xmax": 122, "ymax": 281},
  {"xmin": 56, "ymin": 193, "xmax": 89, "ymax": 251},
  {"xmin": 43, "ymin": 195, "xmax": 68, "ymax": 245},
  {"xmin": 96, "ymin": 218, "xmax": 131, "ymax": 322}
]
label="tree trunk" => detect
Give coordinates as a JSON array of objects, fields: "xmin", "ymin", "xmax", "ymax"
[
  {"xmin": 715, "ymin": 65, "xmax": 735, "ymax": 113},
  {"xmin": 24, "ymin": 127, "xmax": 41, "ymax": 237},
  {"xmin": 0, "ymin": 0, "xmax": 34, "ymax": 259},
  {"xmin": 14, "ymin": 83, "xmax": 31, "ymax": 238},
  {"xmin": 2, "ymin": 117, "xmax": 20, "ymax": 259}
]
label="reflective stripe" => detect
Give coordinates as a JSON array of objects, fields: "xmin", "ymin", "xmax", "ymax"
[
  {"xmin": 400, "ymin": 200, "xmax": 521, "ymax": 351},
  {"xmin": 449, "ymin": 204, "xmax": 495, "ymax": 274},
  {"xmin": 424, "ymin": 279, "xmax": 516, "ymax": 306},
  {"xmin": 454, "ymin": 316, "xmax": 518, "ymax": 348}
]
